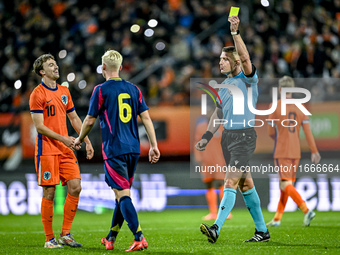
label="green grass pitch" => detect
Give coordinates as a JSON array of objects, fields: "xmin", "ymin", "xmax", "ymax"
[{"xmin": 0, "ymin": 209, "xmax": 339, "ymax": 254}]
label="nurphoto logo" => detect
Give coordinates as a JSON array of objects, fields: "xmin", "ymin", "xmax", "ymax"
[
  {"xmin": 196, "ymin": 81, "xmax": 312, "ymax": 128},
  {"xmin": 197, "ymin": 82, "xmax": 312, "ymax": 116}
]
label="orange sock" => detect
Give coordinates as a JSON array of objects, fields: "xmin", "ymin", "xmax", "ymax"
[
  {"xmin": 284, "ymin": 184, "xmax": 309, "ymax": 214},
  {"xmin": 298, "ymin": 202, "xmax": 308, "ymax": 214},
  {"xmin": 61, "ymin": 194, "xmax": 79, "ymax": 236},
  {"xmin": 206, "ymin": 188, "xmax": 217, "ymax": 214},
  {"xmin": 274, "ymin": 190, "xmax": 288, "ymax": 221},
  {"xmin": 41, "ymin": 197, "xmax": 54, "ymax": 241}
]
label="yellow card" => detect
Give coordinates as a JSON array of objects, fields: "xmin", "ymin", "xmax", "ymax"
[{"xmin": 229, "ymin": 7, "xmax": 240, "ymax": 17}]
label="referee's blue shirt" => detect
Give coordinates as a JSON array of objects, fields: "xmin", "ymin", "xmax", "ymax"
[{"xmin": 217, "ymin": 66, "xmax": 259, "ymax": 130}]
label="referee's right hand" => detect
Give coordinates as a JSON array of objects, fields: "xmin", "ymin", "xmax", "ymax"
[{"xmin": 195, "ymin": 139, "xmax": 208, "ymax": 151}]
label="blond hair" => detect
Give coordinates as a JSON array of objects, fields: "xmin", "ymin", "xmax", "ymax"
[
  {"xmin": 279, "ymin": 76, "xmax": 295, "ymax": 87},
  {"xmin": 102, "ymin": 50, "xmax": 123, "ymax": 71}
]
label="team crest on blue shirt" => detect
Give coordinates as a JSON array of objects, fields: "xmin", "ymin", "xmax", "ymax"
[{"xmin": 61, "ymin": 95, "xmax": 68, "ymax": 105}]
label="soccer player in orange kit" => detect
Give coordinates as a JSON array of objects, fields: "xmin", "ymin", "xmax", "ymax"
[
  {"xmin": 29, "ymin": 54, "xmax": 94, "ymax": 248},
  {"xmin": 266, "ymin": 76, "xmax": 321, "ymax": 227}
]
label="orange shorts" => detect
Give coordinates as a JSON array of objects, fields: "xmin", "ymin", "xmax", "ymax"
[
  {"xmin": 274, "ymin": 158, "xmax": 300, "ymax": 182},
  {"xmin": 35, "ymin": 152, "xmax": 80, "ymax": 186}
]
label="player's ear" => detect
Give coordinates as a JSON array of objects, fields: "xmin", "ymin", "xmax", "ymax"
[
  {"xmin": 119, "ymin": 65, "xmax": 123, "ymax": 71},
  {"xmin": 39, "ymin": 69, "xmax": 45, "ymax": 76},
  {"xmin": 102, "ymin": 63, "xmax": 106, "ymax": 71}
]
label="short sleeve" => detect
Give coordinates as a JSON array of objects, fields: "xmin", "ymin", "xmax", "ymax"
[
  {"xmin": 66, "ymin": 88, "xmax": 75, "ymax": 113},
  {"xmin": 216, "ymin": 98, "xmax": 222, "ymax": 109},
  {"xmin": 29, "ymin": 89, "xmax": 44, "ymax": 113},
  {"xmin": 138, "ymin": 94, "xmax": 149, "ymax": 114},
  {"xmin": 134, "ymin": 85, "xmax": 148, "ymax": 114},
  {"xmin": 244, "ymin": 64, "xmax": 259, "ymax": 84},
  {"xmin": 88, "ymin": 85, "xmax": 102, "ymax": 117}
]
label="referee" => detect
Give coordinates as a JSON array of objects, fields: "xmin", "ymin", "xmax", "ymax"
[{"xmin": 196, "ymin": 15, "xmax": 270, "ymax": 243}]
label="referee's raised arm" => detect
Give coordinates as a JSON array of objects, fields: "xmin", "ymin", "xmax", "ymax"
[{"xmin": 228, "ymin": 16, "xmax": 253, "ymax": 76}]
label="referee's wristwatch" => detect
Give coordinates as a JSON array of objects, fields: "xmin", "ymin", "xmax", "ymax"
[{"xmin": 231, "ymin": 30, "xmax": 240, "ymax": 35}]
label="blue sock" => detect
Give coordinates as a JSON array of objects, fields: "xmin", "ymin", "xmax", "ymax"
[
  {"xmin": 242, "ymin": 187, "xmax": 267, "ymax": 233},
  {"xmin": 214, "ymin": 188, "xmax": 237, "ymax": 234},
  {"xmin": 119, "ymin": 196, "xmax": 143, "ymax": 241},
  {"xmin": 107, "ymin": 199, "xmax": 124, "ymax": 241}
]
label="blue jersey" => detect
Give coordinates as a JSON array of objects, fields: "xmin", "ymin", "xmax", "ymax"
[
  {"xmin": 88, "ymin": 78, "xmax": 149, "ymax": 159},
  {"xmin": 218, "ymin": 66, "xmax": 258, "ymax": 130}
]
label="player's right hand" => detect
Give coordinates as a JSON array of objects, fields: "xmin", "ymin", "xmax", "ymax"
[
  {"xmin": 311, "ymin": 152, "xmax": 321, "ymax": 164},
  {"xmin": 195, "ymin": 139, "xmax": 208, "ymax": 151},
  {"xmin": 74, "ymin": 137, "xmax": 82, "ymax": 150}
]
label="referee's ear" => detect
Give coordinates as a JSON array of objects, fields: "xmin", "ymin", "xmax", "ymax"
[{"xmin": 234, "ymin": 59, "xmax": 241, "ymax": 68}]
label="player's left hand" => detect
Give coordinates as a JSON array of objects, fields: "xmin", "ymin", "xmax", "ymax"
[
  {"xmin": 85, "ymin": 141, "xmax": 94, "ymax": 160},
  {"xmin": 228, "ymin": 15, "xmax": 240, "ymax": 32}
]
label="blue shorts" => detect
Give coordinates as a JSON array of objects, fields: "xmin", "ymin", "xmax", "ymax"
[{"xmin": 104, "ymin": 153, "xmax": 139, "ymax": 190}]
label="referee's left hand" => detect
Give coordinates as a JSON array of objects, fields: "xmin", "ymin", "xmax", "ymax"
[{"xmin": 228, "ymin": 15, "xmax": 240, "ymax": 33}]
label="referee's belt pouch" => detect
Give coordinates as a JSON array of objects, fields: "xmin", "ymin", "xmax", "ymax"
[
  {"xmin": 230, "ymin": 133, "xmax": 246, "ymax": 145},
  {"xmin": 228, "ymin": 131, "xmax": 255, "ymax": 149}
]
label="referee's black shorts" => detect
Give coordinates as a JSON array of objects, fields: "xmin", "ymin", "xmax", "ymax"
[{"xmin": 220, "ymin": 127, "xmax": 257, "ymax": 169}]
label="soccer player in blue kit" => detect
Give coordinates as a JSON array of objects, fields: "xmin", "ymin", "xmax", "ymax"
[
  {"xmin": 74, "ymin": 50, "xmax": 160, "ymax": 251},
  {"xmin": 195, "ymin": 16, "xmax": 270, "ymax": 243}
]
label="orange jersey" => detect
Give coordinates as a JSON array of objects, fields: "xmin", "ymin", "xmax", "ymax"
[
  {"xmin": 29, "ymin": 83, "xmax": 75, "ymax": 156},
  {"xmin": 268, "ymin": 99, "xmax": 310, "ymax": 159}
]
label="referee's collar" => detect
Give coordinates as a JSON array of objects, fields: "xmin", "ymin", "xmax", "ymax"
[
  {"xmin": 223, "ymin": 70, "xmax": 242, "ymax": 78},
  {"xmin": 231, "ymin": 71, "xmax": 242, "ymax": 78}
]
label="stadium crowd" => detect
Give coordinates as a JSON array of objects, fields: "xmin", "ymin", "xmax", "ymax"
[{"xmin": 0, "ymin": 0, "xmax": 340, "ymax": 112}]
